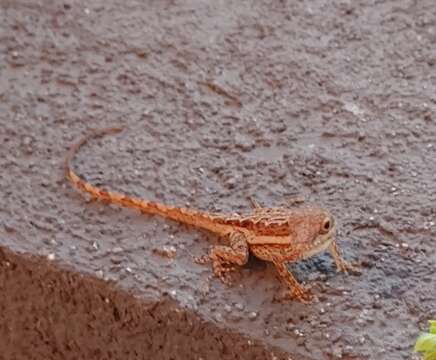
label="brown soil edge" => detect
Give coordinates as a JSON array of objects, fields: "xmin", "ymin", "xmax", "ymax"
[{"xmin": 0, "ymin": 245, "xmax": 298, "ymax": 360}]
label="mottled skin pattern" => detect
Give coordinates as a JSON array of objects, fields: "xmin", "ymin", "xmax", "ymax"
[{"xmin": 65, "ymin": 127, "xmax": 357, "ymax": 302}]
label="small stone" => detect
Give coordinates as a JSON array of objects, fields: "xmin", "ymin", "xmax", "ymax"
[
  {"xmin": 248, "ymin": 311, "xmax": 258, "ymax": 320},
  {"xmin": 112, "ymin": 246, "xmax": 123, "ymax": 253},
  {"xmin": 47, "ymin": 253, "xmax": 55, "ymax": 261},
  {"xmin": 234, "ymin": 302, "xmax": 244, "ymax": 311},
  {"xmin": 214, "ymin": 312, "xmax": 223, "ymax": 322},
  {"xmin": 23, "ymin": 136, "xmax": 32, "ymax": 146},
  {"xmin": 293, "ymin": 329, "xmax": 304, "ymax": 337},
  {"xmin": 96, "ymin": 270, "xmax": 104, "ymax": 278},
  {"xmin": 224, "ymin": 305, "xmax": 232, "ymax": 313}
]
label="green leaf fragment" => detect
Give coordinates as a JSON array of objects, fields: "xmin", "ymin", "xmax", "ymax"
[
  {"xmin": 414, "ymin": 321, "xmax": 436, "ymax": 359},
  {"xmin": 429, "ymin": 320, "xmax": 436, "ymax": 335},
  {"xmin": 424, "ymin": 349, "xmax": 436, "ymax": 360},
  {"xmin": 415, "ymin": 333, "xmax": 436, "ymax": 352}
]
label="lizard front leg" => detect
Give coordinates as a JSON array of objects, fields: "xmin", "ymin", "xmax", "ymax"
[
  {"xmin": 329, "ymin": 240, "xmax": 359, "ymax": 274},
  {"xmin": 273, "ymin": 261, "xmax": 314, "ymax": 303},
  {"xmin": 196, "ymin": 231, "xmax": 249, "ymax": 285}
]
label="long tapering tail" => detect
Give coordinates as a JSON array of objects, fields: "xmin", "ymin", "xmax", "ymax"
[{"xmin": 65, "ymin": 127, "xmax": 228, "ymax": 235}]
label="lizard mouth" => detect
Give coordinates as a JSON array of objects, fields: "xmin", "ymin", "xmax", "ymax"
[{"xmin": 300, "ymin": 224, "xmax": 336, "ymax": 260}]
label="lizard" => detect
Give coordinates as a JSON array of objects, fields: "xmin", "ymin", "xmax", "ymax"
[{"xmin": 65, "ymin": 127, "xmax": 357, "ymax": 303}]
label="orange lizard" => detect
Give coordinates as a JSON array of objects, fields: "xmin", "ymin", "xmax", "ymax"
[{"xmin": 65, "ymin": 127, "xmax": 357, "ymax": 302}]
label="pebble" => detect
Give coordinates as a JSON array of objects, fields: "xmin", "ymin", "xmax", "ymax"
[
  {"xmin": 294, "ymin": 329, "xmax": 304, "ymax": 337},
  {"xmin": 23, "ymin": 136, "xmax": 32, "ymax": 146},
  {"xmin": 215, "ymin": 312, "xmax": 223, "ymax": 322},
  {"xmin": 235, "ymin": 302, "xmax": 244, "ymax": 311},
  {"xmin": 248, "ymin": 311, "xmax": 258, "ymax": 320}
]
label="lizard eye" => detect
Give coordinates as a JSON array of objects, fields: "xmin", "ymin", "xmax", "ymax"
[{"xmin": 321, "ymin": 218, "xmax": 332, "ymax": 233}]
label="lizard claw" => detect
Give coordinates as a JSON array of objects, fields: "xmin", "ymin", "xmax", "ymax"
[
  {"xmin": 295, "ymin": 291, "xmax": 315, "ymax": 304},
  {"xmin": 213, "ymin": 263, "xmax": 237, "ymax": 286},
  {"xmin": 195, "ymin": 254, "xmax": 237, "ymax": 286},
  {"xmin": 291, "ymin": 283, "xmax": 316, "ymax": 303},
  {"xmin": 194, "ymin": 254, "xmax": 211, "ymax": 265},
  {"xmin": 275, "ymin": 286, "xmax": 315, "ymax": 303},
  {"xmin": 336, "ymin": 260, "xmax": 361, "ymax": 275}
]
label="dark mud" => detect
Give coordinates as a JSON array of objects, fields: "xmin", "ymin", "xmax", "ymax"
[{"xmin": 0, "ymin": 0, "xmax": 435, "ymax": 359}]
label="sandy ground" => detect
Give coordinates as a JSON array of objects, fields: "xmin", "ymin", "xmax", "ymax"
[{"xmin": 1, "ymin": 0, "xmax": 435, "ymax": 359}]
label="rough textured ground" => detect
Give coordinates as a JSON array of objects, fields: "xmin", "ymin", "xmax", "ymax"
[{"xmin": 0, "ymin": 0, "xmax": 435, "ymax": 359}]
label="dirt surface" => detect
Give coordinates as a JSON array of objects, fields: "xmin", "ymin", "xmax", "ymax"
[
  {"xmin": 1, "ymin": 0, "xmax": 435, "ymax": 359},
  {"xmin": 0, "ymin": 246, "xmax": 287, "ymax": 360}
]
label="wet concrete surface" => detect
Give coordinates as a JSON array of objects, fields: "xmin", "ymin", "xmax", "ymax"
[{"xmin": 0, "ymin": 0, "xmax": 435, "ymax": 359}]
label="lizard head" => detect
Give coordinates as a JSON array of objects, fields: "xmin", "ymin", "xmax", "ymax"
[{"xmin": 289, "ymin": 207, "xmax": 337, "ymax": 259}]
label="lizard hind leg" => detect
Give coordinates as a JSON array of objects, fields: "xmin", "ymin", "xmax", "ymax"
[{"xmin": 195, "ymin": 231, "xmax": 249, "ymax": 286}]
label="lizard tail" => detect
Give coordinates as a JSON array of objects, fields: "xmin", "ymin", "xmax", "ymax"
[{"xmin": 65, "ymin": 127, "xmax": 226, "ymax": 234}]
